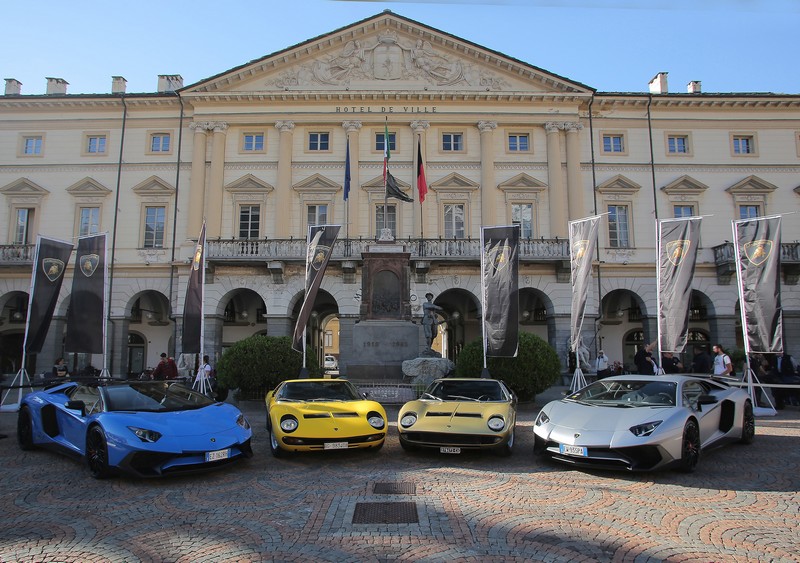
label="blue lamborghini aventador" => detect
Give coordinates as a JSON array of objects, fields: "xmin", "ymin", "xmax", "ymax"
[{"xmin": 17, "ymin": 380, "xmax": 253, "ymax": 478}]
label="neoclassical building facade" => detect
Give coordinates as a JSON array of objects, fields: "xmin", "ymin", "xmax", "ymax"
[{"xmin": 1, "ymin": 12, "xmax": 799, "ymax": 377}]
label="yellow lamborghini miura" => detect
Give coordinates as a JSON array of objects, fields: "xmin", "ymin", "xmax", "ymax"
[
  {"xmin": 265, "ymin": 378, "xmax": 387, "ymax": 457},
  {"xmin": 398, "ymin": 378, "xmax": 517, "ymax": 456}
]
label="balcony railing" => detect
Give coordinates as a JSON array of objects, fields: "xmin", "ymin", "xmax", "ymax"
[
  {"xmin": 206, "ymin": 238, "xmax": 570, "ymax": 262},
  {"xmin": 0, "ymin": 245, "xmax": 35, "ymax": 265},
  {"xmin": 713, "ymin": 241, "xmax": 800, "ymax": 265}
]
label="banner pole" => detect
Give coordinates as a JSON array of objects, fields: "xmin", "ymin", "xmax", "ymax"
[
  {"xmin": 300, "ymin": 225, "xmax": 312, "ymax": 378},
  {"xmin": 479, "ymin": 226, "xmax": 489, "ymax": 377},
  {"xmin": 101, "ymin": 233, "xmax": 111, "ymax": 379},
  {"xmin": 654, "ymin": 219, "xmax": 664, "ymax": 375}
]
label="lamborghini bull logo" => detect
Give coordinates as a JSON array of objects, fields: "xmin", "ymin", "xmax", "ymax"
[
  {"xmin": 572, "ymin": 240, "xmax": 589, "ymax": 264},
  {"xmin": 485, "ymin": 242, "xmax": 512, "ymax": 274},
  {"xmin": 79, "ymin": 254, "xmax": 100, "ymax": 277},
  {"xmin": 191, "ymin": 243, "xmax": 203, "ymax": 271},
  {"xmin": 311, "ymin": 246, "xmax": 331, "ymax": 271},
  {"xmin": 42, "ymin": 258, "xmax": 66, "ymax": 282},
  {"xmin": 744, "ymin": 239, "xmax": 773, "ymax": 266},
  {"xmin": 666, "ymin": 240, "xmax": 691, "ymax": 266}
]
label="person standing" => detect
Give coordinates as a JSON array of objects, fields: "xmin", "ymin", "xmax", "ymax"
[
  {"xmin": 691, "ymin": 346, "xmax": 713, "ymax": 374},
  {"xmin": 595, "ymin": 350, "xmax": 611, "ymax": 379},
  {"xmin": 634, "ymin": 343, "xmax": 657, "ymax": 375},
  {"xmin": 151, "ymin": 353, "xmax": 170, "ymax": 380},
  {"xmin": 712, "ymin": 344, "xmax": 733, "ymax": 377},
  {"xmin": 661, "ymin": 352, "xmax": 684, "ymax": 374}
]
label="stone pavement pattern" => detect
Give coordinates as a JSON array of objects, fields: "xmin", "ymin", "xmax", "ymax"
[{"xmin": 1, "ymin": 392, "xmax": 799, "ymax": 562}]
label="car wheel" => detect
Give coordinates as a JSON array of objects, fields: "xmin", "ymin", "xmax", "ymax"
[
  {"xmin": 496, "ymin": 429, "xmax": 514, "ymax": 457},
  {"xmin": 269, "ymin": 428, "xmax": 286, "ymax": 458},
  {"xmin": 678, "ymin": 419, "xmax": 701, "ymax": 473},
  {"xmin": 86, "ymin": 426, "xmax": 113, "ymax": 479},
  {"xmin": 739, "ymin": 400, "xmax": 755, "ymax": 444},
  {"xmin": 17, "ymin": 406, "xmax": 35, "ymax": 451}
]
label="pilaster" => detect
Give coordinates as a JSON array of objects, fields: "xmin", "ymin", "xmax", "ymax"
[
  {"xmin": 206, "ymin": 122, "xmax": 228, "ymax": 238},
  {"xmin": 565, "ymin": 122, "xmax": 585, "ymax": 220},
  {"xmin": 342, "ymin": 121, "xmax": 362, "ymax": 236},
  {"xmin": 545, "ymin": 122, "xmax": 567, "ymax": 238},
  {"xmin": 275, "ymin": 121, "xmax": 295, "ymax": 237},
  {"xmin": 411, "ymin": 120, "xmax": 429, "ymax": 238},
  {"xmin": 188, "ymin": 122, "xmax": 210, "ymax": 237},
  {"xmin": 477, "ymin": 120, "xmax": 498, "ymax": 227}
]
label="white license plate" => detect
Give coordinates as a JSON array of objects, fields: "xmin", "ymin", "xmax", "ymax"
[
  {"xmin": 323, "ymin": 442, "xmax": 348, "ymax": 450},
  {"xmin": 440, "ymin": 447, "xmax": 461, "ymax": 454},
  {"xmin": 205, "ymin": 448, "xmax": 230, "ymax": 462},
  {"xmin": 559, "ymin": 444, "xmax": 587, "ymax": 457}
]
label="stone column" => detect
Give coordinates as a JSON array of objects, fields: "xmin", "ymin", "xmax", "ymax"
[
  {"xmin": 477, "ymin": 121, "xmax": 498, "ymax": 227},
  {"xmin": 205, "ymin": 122, "xmax": 228, "ymax": 238},
  {"xmin": 266, "ymin": 315, "xmax": 293, "ymax": 338},
  {"xmin": 411, "ymin": 120, "xmax": 429, "ymax": 238},
  {"xmin": 188, "ymin": 122, "xmax": 209, "ymax": 237},
  {"xmin": 275, "ymin": 121, "xmax": 295, "ymax": 237},
  {"xmin": 342, "ymin": 121, "xmax": 362, "ymax": 237},
  {"xmin": 565, "ymin": 122, "xmax": 585, "ymax": 220},
  {"xmin": 545, "ymin": 122, "xmax": 567, "ymax": 238},
  {"xmin": 336, "ymin": 315, "xmax": 358, "ymax": 377}
]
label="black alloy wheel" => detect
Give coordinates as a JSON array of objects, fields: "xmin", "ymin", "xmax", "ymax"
[
  {"xmin": 86, "ymin": 426, "xmax": 112, "ymax": 479},
  {"xmin": 678, "ymin": 419, "xmax": 701, "ymax": 473},
  {"xmin": 740, "ymin": 401, "xmax": 755, "ymax": 444}
]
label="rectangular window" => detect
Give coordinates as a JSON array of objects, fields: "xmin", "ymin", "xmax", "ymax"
[
  {"xmin": 376, "ymin": 132, "xmax": 396, "ymax": 152},
  {"xmin": 608, "ymin": 205, "xmax": 630, "ymax": 248},
  {"xmin": 23, "ymin": 136, "xmax": 43, "ymax": 155},
  {"xmin": 443, "ymin": 203, "xmax": 466, "ymax": 238},
  {"xmin": 739, "ymin": 205, "xmax": 760, "ymax": 219},
  {"xmin": 733, "ymin": 135, "xmax": 755, "ymax": 155},
  {"xmin": 511, "ymin": 203, "xmax": 534, "ymax": 238},
  {"xmin": 239, "ymin": 205, "xmax": 261, "ymax": 239},
  {"xmin": 79, "ymin": 207, "xmax": 100, "ymax": 236},
  {"xmin": 375, "ymin": 204, "xmax": 397, "ymax": 237},
  {"xmin": 667, "ymin": 135, "xmax": 689, "ymax": 154},
  {"xmin": 242, "ymin": 133, "xmax": 264, "ymax": 152},
  {"xmin": 150, "ymin": 133, "xmax": 171, "ymax": 153},
  {"xmin": 13, "ymin": 209, "xmax": 33, "ymax": 244},
  {"xmin": 143, "ymin": 206, "xmax": 166, "ymax": 248},
  {"xmin": 508, "ymin": 134, "xmax": 530, "ymax": 152},
  {"xmin": 673, "ymin": 205, "xmax": 694, "ymax": 218},
  {"xmin": 308, "ymin": 132, "xmax": 330, "ymax": 151},
  {"xmin": 307, "ymin": 204, "xmax": 328, "ymax": 226},
  {"xmin": 442, "ymin": 133, "xmax": 463, "ymax": 152},
  {"xmin": 86, "ymin": 135, "xmax": 107, "ymax": 154},
  {"xmin": 602, "ymin": 134, "xmax": 625, "ymax": 153}
]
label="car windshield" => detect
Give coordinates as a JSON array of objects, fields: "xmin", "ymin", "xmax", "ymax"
[
  {"xmin": 425, "ymin": 380, "xmax": 505, "ymax": 402},
  {"xmin": 276, "ymin": 381, "xmax": 361, "ymax": 402},
  {"xmin": 105, "ymin": 382, "xmax": 215, "ymax": 412},
  {"xmin": 567, "ymin": 380, "xmax": 677, "ymax": 407}
]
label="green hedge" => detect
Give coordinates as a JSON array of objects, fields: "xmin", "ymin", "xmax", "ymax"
[
  {"xmin": 215, "ymin": 335, "xmax": 321, "ymax": 391},
  {"xmin": 454, "ymin": 332, "xmax": 561, "ymax": 401}
]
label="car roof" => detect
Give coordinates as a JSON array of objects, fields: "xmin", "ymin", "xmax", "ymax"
[
  {"xmin": 600, "ymin": 374, "xmax": 732, "ymax": 387},
  {"xmin": 281, "ymin": 378, "xmax": 349, "ymax": 384}
]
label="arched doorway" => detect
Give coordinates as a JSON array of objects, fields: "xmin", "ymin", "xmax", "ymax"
[
  {"xmin": 599, "ymin": 289, "xmax": 649, "ymax": 371},
  {"xmin": 126, "ymin": 291, "xmax": 173, "ymax": 376},
  {"xmin": 291, "ymin": 289, "xmax": 340, "ymax": 368},
  {"xmin": 220, "ymin": 289, "xmax": 268, "ymax": 355},
  {"xmin": 127, "ymin": 332, "xmax": 146, "ymax": 378},
  {"xmin": 519, "ymin": 287, "xmax": 555, "ymax": 346},
  {"xmin": 429, "ymin": 289, "xmax": 481, "ymax": 362},
  {"xmin": 0, "ymin": 291, "xmax": 30, "ymax": 374}
]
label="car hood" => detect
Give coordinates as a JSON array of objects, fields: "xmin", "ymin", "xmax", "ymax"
[
  {"xmin": 403, "ymin": 399, "xmax": 513, "ymax": 418},
  {"xmin": 104, "ymin": 403, "xmax": 243, "ymax": 437},
  {"xmin": 271, "ymin": 400, "xmax": 384, "ymax": 417},
  {"xmin": 545, "ymin": 400, "xmax": 666, "ymax": 431}
]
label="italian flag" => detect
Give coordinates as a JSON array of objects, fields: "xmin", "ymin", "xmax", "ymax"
[{"xmin": 383, "ymin": 120, "xmax": 390, "ymax": 183}]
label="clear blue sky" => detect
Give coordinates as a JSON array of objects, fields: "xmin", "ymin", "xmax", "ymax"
[{"xmin": 3, "ymin": 0, "xmax": 798, "ymax": 96}]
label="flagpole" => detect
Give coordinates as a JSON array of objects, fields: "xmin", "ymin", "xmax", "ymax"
[
  {"xmin": 654, "ymin": 219, "xmax": 664, "ymax": 375},
  {"xmin": 479, "ymin": 226, "xmax": 489, "ymax": 377},
  {"xmin": 197, "ymin": 220, "xmax": 208, "ymax": 392},
  {"xmin": 382, "ymin": 117, "xmax": 389, "ymax": 240},
  {"xmin": 301, "ymin": 225, "xmax": 312, "ymax": 377}
]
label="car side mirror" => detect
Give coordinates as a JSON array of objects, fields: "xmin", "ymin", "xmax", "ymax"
[
  {"xmin": 697, "ymin": 394, "xmax": 718, "ymax": 411},
  {"xmin": 66, "ymin": 400, "xmax": 86, "ymax": 416}
]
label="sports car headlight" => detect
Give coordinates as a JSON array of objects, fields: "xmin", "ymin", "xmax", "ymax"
[
  {"xmin": 535, "ymin": 411, "xmax": 550, "ymax": 426},
  {"xmin": 629, "ymin": 420, "xmax": 662, "ymax": 437},
  {"xmin": 487, "ymin": 416, "xmax": 505, "ymax": 432},
  {"xmin": 128, "ymin": 426, "xmax": 162, "ymax": 443},
  {"xmin": 400, "ymin": 413, "xmax": 417, "ymax": 428},
  {"xmin": 367, "ymin": 411, "xmax": 385, "ymax": 430},
  {"xmin": 280, "ymin": 415, "xmax": 299, "ymax": 433},
  {"xmin": 236, "ymin": 414, "xmax": 251, "ymax": 430}
]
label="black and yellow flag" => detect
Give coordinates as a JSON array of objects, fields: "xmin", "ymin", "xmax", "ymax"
[
  {"xmin": 657, "ymin": 217, "xmax": 702, "ymax": 353},
  {"xmin": 182, "ymin": 222, "xmax": 206, "ymax": 354},
  {"xmin": 292, "ymin": 225, "xmax": 341, "ymax": 352},
  {"xmin": 65, "ymin": 234, "xmax": 106, "ymax": 354},
  {"xmin": 24, "ymin": 237, "xmax": 73, "ymax": 354},
  {"xmin": 481, "ymin": 225, "xmax": 520, "ymax": 357},
  {"xmin": 734, "ymin": 216, "xmax": 783, "ymax": 354},
  {"xmin": 569, "ymin": 216, "xmax": 600, "ymax": 354}
]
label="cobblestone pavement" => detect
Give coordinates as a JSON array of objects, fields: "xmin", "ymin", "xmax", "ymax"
[{"xmin": 1, "ymin": 389, "xmax": 799, "ymax": 562}]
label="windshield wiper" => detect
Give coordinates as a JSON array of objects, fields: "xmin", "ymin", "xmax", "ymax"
[
  {"xmin": 421, "ymin": 392, "xmax": 443, "ymax": 401},
  {"xmin": 564, "ymin": 398, "xmax": 595, "ymax": 406},
  {"xmin": 276, "ymin": 398, "xmax": 302, "ymax": 402},
  {"xmin": 447, "ymin": 395, "xmax": 479, "ymax": 402}
]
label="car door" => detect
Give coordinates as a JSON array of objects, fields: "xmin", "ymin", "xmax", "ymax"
[
  {"xmin": 55, "ymin": 385, "xmax": 98, "ymax": 454},
  {"xmin": 682, "ymin": 380, "xmax": 722, "ymax": 446}
]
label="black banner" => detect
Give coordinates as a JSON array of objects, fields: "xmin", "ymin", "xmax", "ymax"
[
  {"xmin": 386, "ymin": 172, "xmax": 413, "ymax": 203},
  {"xmin": 292, "ymin": 225, "xmax": 341, "ymax": 352},
  {"xmin": 482, "ymin": 225, "xmax": 520, "ymax": 357},
  {"xmin": 658, "ymin": 217, "xmax": 701, "ymax": 353},
  {"xmin": 24, "ymin": 237, "xmax": 74, "ymax": 354},
  {"xmin": 182, "ymin": 222, "xmax": 206, "ymax": 354},
  {"xmin": 569, "ymin": 216, "xmax": 600, "ymax": 354},
  {"xmin": 65, "ymin": 234, "xmax": 106, "ymax": 354},
  {"xmin": 735, "ymin": 216, "xmax": 783, "ymax": 354}
]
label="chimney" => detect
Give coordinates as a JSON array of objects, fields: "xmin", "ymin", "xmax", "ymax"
[
  {"xmin": 46, "ymin": 77, "xmax": 69, "ymax": 95},
  {"xmin": 112, "ymin": 76, "xmax": 127, "ymax": 94},
  {"xmin": 4, "ymin": 78, "xmax": 22, "ymax": 96},
  {"xmin": 648, "ymin": 72, "xmax": 668, "ymax": 94},
  {"xmin": 157, "ymin": 74, "xmax": 183, "ymax": 93},
  {"xmin": 687, "ymin": 80, "xmax": 702, "ymax": 94}
]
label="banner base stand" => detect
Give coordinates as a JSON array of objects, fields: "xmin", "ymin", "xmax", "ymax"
[
  {"xmin": 0, "ymin": 368, "xmax": 32, "ymax": 412},
  {"xmin": 744, "ymin": 368, "xmax": 778, "ymax": 417},
  {"xmin": 193, "ymin": 371, "xmax": 213, "ymax": 397},
  {"xmin": 569, "ymin": 368, "xmax": 587, "ymax": 393},
  {"xmin": 753, "ymin": 406, "xmax": 777, "ymax": 417}
]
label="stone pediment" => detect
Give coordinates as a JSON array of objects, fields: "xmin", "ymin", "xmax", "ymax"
[
  {"xmin": 131, "ymin": 176, "xmax": 175, "ymax": 195},
  {"xmin": 0, "ymin": 177, "xmax": 50, "ymax": 196},
  {"xmin": 661, "ymin": 175, "xmax": 709, "ymax": 195},
  {"xmin": 225, "ymin": 174, "xmax": 274, "ymax": 193},
  {"xmin": 66, "ymin": 177, "xmax": 112, "ymax": 197},
  {"xmin": 596, "ymin": 175, "xmax": 641, "ymax": 195},
  {"xmin": 430, "ymin": 173, "xmax": 479, "ymax": 191},
  {"xmin": 362, "ymin": 175, "xmax": 411, "ymax": 192},
  {"xmin": 498, "ymin": 173, "xmax": 547, "ymax": 192},
  {"xmin": 725, "ymin": 175, "xmax": 778, "ymax": 195},
  {"xmin": 292, "ymin": 174, "xmax": 341, "ymax": 194},
  {"xmin": 184, "ymin": 12, "xmax": 592, "ymax": 96}
]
